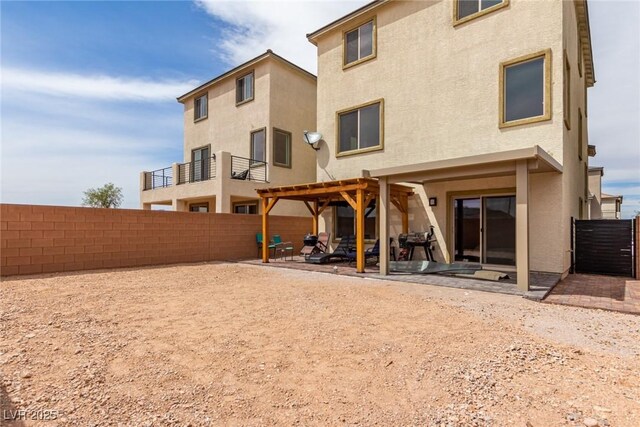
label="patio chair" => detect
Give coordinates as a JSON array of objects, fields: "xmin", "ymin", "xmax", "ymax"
[
  {"xmin": 272, "ymin": 235, "xmax": 294, "ymax": 260},
  {"xmin": 231, "ymin": 169, "xmax": 249, "ymax": 180},
  {"xmin": 300, "ymin": 232, "xmax": 330, "ymax": 259},
  {"xmin": 256, "ymin": 233, "xmax": 277, "ymax": 258},
  {"xmin": 306, "ymin": 235, "xmax": 354, "ymax": 264},
  {"xmin": 346, "ymin": 239, "xmax": 380, "ymax": 265}
]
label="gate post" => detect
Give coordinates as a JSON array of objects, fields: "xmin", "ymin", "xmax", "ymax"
[{"xmin": 570, "ymin": 217, "xmax": 575, "ymax": 274}]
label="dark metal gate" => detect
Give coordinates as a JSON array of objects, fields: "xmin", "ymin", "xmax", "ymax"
[{"xmin": 573, "ymin": 219, "xmax": 636, "ymax": 277}]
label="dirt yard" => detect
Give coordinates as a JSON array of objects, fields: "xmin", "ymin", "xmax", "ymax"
[{"xmin": 1, "ymin": 263, "xmax": 639, "ymax": 426}]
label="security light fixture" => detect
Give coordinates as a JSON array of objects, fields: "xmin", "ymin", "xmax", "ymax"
[
  {"xmin": 429, "ymin": 197, "xmax": 438, "ymax": 207},
  {"xmin": 303, "ymin": 131, "xmax": 322, "ymax": 151}
]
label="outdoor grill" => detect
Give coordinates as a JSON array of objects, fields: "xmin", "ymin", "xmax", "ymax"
[{"xmin": 303, "ymin": 234, "xmax": 318, "ymax": 247}]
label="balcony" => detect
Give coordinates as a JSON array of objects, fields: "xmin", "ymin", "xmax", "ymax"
[
  {"xmin": 177, "ymin": 155, "xmax": 217, "ymax": 184},
  {"xmin": 143, "ymin": 166, "xmax": 172, "ymax": 190},
  {"xmin": 230, "ymin": 155, "xmax": 268, "ymax": 183},
  {"xmin": 142, "ymin": 152, "xmax": 267, "ymax": 193}
]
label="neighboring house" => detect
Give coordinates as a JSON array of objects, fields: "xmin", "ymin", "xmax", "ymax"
[
  {"xmin": 601, "ymin": 193, "xmax": 623, "ymax": 219},
  {"xmin": 587, "ymin": 166, "xmax": 604, "ymax": 219},
  {"xmin": 294, "ymin": 0, "xmax": 595, "ymax": 289},
  {"xmin": 140, "ymin": 50, "xmax": 317, "ymax": 215},
  {"xmin": 587, "ymin": 166, "xmax": 623, "ymax": 219}
]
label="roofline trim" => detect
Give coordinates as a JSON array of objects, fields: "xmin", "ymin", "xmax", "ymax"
[
  {"xmin": 306, "ymin": 0, "xmax": 388, "ymax": 45},
  {"xmin": 176, "ymin": 50, "xmax": 316, "ymax": 102}
]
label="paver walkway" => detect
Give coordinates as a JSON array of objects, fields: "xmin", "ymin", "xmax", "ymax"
[{"xmin": 544, "ymin": 274, "xmax": 640, "ymax": 315}]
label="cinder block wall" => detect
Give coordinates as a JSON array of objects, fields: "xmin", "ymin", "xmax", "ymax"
[{"xmin": 0, "ymin": 204, "xmax": 312, "ymax": 276}]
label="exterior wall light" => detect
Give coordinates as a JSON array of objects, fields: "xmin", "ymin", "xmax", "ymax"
[{"xmin": 303, "ymin": 131, "xmax": 322, "ymax": 151}]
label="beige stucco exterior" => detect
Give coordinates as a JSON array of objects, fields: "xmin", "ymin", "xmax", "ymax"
[
  {"xmin": 310, "ymin": 0, "xmax": 593, "ymax": 278},
  {"xmin": 140, "ymin": 52, "xmax": 317, "ymax": 217}
]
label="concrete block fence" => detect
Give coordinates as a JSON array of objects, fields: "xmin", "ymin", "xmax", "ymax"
[{"xmin": 0, "ymin": 204, "xmax": 311, "ymax": 276}]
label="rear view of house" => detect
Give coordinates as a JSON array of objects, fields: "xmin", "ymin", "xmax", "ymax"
[{"xmin": 293, "ymin": 0, "xmax": 596, "ymax": 289}]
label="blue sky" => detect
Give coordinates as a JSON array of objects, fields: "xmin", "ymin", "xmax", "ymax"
[{"xmin": 1, "ymin": 0, "xmax": 639, "ymax": 218}]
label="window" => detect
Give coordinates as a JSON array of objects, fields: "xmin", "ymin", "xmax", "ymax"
[
  {"xmin": 578, "ymin": 40, "xmax": 583, "ymax": 78},
  {"xmin": 334, "ymin": 205, "xmax": 376, "ymax": 240},
  {"xmin": 337, "ymin": 100, "xmax": 383, "ymax": 156},
  {"xmin": 578, "ymin": 109, "xmax": 583, "ymax": 160},
  {"xmin": 454, "ymin": 0, "xmax": 508, "ymax": 25},
  {"xmin": 191, "ymin": 146, "xmax": 210, "ymax": 182},
  {"xmin": 250, "ymin": 128, "xmax": 266, "ymax": 162},
  {"xmin": 499, "ymin": 50, "xmax": 551, "ymax": 128},
  {"xmin": 194, "ymin": 94, "xmax": 207, "ymax": 121},
  {"xmin": 236, "ymin": 72, "xmax": 254, "ymax": 105},
  {"xmin": 233, "ymin": 202, "xmax": 258, "ymax": 214},
  {"xmin": 273, "ymin": 128, "xmax": 291, "ymax": 168},
  {"xmin": 189, "ymin": 203, "xmax": 209, "ymax": 213},
  {"xmin": 564, "ymin": 52, "xmax": 571, "ymax": 129},
  {"xmin": 344, "ymin": 19, "xmax": 375, "ymax": 68}
]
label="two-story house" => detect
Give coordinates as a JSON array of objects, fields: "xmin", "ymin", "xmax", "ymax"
[
  {"xmin": 140, "ymin": 50, "xmax": 317, "ymax": 216},
  {"xmin": 284, "ymin": 0, "xmax": 595, "ymax": 289}
]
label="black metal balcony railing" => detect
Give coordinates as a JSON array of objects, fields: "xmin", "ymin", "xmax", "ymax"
[
  {"xmin": 143, "ymin": 167, "xmax": 172, "ymax": 190},
  {"xmin": 177, "ymin": 156, "xmax": 216, "ymax": 185},
  {"xmin": 230, "ymin": 156, "xmax": 267, "ymax": 182}
]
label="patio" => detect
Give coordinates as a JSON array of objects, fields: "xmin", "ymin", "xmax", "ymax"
[
  {"xmin": 544, "ymin": 274, "xmax": 640, "ymax": 315},
  {"xmin": 241, "ymin": 256, "xmax": 560, "ymax": 300}
]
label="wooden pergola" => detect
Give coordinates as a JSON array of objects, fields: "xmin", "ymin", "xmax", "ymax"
[{"xmin": 256, "ymin": 178, "xmax": 414, "ymax": 273}]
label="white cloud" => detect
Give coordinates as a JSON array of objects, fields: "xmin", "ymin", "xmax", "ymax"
[
  {"xmin": 1, "ymin": 67, "xmax": 198, "ymax": 101},
  {"xmin": 194, "ymin": 0, "xmax": 370, "ymax": 72}
]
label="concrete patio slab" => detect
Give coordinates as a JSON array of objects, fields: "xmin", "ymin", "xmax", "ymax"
[
  {"xmin": 241, "ymin": 257, "xmax": 559, "ymax": 299},
  {"xmin": 543, "ymin": 274, "xmax": 640, "ymax": 315}
]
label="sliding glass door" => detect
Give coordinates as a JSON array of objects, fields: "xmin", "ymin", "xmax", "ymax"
[
  {"xmin": 453, "ymin": 195, "xmax": 516, "ymax": 266},
  {"xmin": 483, "ymin": 196, "xmax": 516, "ymax": 265}
]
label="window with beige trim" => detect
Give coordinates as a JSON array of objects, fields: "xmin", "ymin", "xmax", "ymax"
[
  {"xmin": 233, "ymin": 201, "xmax": 258, "ymax": 214},
  {"xmin": 236, "ymin": 72, "xmax": 254, "ymax": 105},
  {"xmin": 578, "ymin": 40, "xmax": 583, "ymax": 78},
  {"xmin": 454, "ymin": 0, "xmax": 508, "ymax": 25},
  {"xmin": 250, "ymin": 128, "xmax": 266, "ymax": 162},
  {"xmin": 564, "ymin": 53, "xmax": 571, "ymax": 129},
  {"xmin": 578, "ymin": 109, "xmax": 583, "ymax": 160},
  {"xmin": 337, "ymin": 100, "xmax": 383, "ymax": 156},
  {"xmin": 273, "ymin": 128, "xmax": 291, "ymax": 168},
  {"xmin": 343, "ymin": 19, "xmax": 375, "ymax": 67},
  {"xmin": 499, "ymin": 50, "xmax": 551, "ymax": 128},
  {"xmin": 194, "ymin": 94, "xmax": 207, "ymax": 121}
]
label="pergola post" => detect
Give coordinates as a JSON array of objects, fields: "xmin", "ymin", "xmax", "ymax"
[
  {"xmin": 516, "ymin": 160, "xmax": 530, "ymax": 291},
  {"xmin": 379, "ymin": 177, "xmax": 390, "ymax": 275},
  {"xmin": 261, "ymin": 197, "xmax": 270, "ymax": 263},
  {"xmin": 313, "ymin": 199, "xmax": 319, "ymax": 235},
  {"xmin": 356, "ymin": 188, "xmax": 365, "ymax": 273}
]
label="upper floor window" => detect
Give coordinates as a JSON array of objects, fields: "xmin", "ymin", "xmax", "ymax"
[
  {"xmin": 344, "ymin": 19, "xmax": 376, "ymax": 68},
  {"xmin": 564, "ymin": 52, "xmax": 571, "ymax": 129},
  {"xmin": 337, "ymin": 100, "xmax": 383, "ymax": 156},
  {"xmin": 499, "ymin": 50, "xmax": 551, "ymax": 128},
  {"xmin": 578, "ymin": 40, "xmax": 583, "ymax": 78},
  {"xmin": 273, "ymin": 128, "xmax": 292, "ymax": 168},
  {"xmin": 194, "ymin": 94, "xmax": 207, "ymax": 121},
  {"xmin": 454, "ymin": 0, "xmax": 508, "ymax": 26},
  {"xmin": 236, "ymin": 72, "xmax": 254, "ymax": 105},
  {"xmin": 578, "ymin": 109, "xmax": 583, "ymax": 160},
  {"xmin": 250, "ymin": 128, "xmax": 266, "ymax": 162}
]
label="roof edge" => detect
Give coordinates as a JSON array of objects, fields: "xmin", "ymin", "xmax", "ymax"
[
  {"xmin": 306, "ymin": 0, "xmax": 388, "ymax": 45},
  {"xmin": 176, "ymin": 50, "xmax": 316, "ymax": 103}
]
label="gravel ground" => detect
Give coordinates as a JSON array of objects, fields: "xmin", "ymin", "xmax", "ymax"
[{"xmin": 1, "ymin": 262, "xmax": 639, "ymax": 426}]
